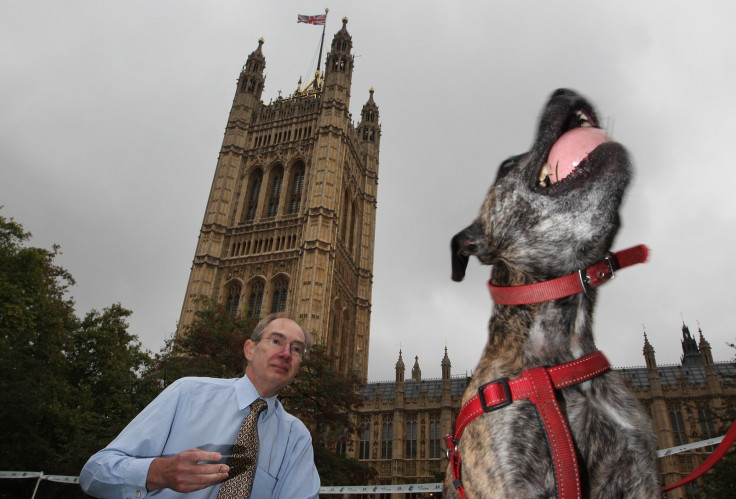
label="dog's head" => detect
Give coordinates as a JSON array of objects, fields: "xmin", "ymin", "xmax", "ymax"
[{"xmin": 452, "ymin": 89, "xmax": 631, "ymax": 284}]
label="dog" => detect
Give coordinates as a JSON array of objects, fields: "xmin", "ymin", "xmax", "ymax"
[{"xmin": 444, "ymin": 89, "xmax": 659, "ymax": 498}]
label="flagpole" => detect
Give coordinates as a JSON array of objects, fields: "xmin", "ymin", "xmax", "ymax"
[{"xmin": 314, "ymin": 8, "xmax": 328, "ymax": 89}]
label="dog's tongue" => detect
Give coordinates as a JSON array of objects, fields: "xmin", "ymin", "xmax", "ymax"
[{"xmin": 547, "ymin": 127, "xmax": 609, "ymax": 183}]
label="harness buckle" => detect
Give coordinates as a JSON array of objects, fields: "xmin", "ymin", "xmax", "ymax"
[
  {"xmin": 445, "ymin": 433, "xmax": 458, "ymax": 460},
  {"xmin": 478, "ymin": 378, "xmax": 512, "ymax": 413}
]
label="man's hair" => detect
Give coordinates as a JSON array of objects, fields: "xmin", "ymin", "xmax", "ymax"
[{"xmin": 251, "ymin": 312, "xmax": 314, "ymax": 353}]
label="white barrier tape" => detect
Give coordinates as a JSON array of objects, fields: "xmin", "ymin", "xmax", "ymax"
[
  {"xmin": 0, "ymin": 434, "xmax": 724, "ymax": 494},
  {"xmin": 0, "ymin": 471, "xmax": 79, "ymax": 484},
  {"xmin": 656, "ymin": 435, "xmax": 725, "ymax": 458},
  {"xmin": 43, "ymin": 475, "xmax": 80, "ymax": 484},
  {"xmin": 0, "ymin": 471, "xmax": 43, "ymax": 479},
  {"xmin": 320, "ymin": 482, "xmax": 442, "ymax": 494}
]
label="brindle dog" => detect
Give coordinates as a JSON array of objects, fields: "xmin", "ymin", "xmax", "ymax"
[{"xmin": 445, "ymin": 89, "xmax": 658, "ymax": 498}]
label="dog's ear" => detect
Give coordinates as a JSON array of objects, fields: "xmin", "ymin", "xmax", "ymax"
[{"xmin": 451, "ymin": 222, "xmax": 481, "ymax": 282}]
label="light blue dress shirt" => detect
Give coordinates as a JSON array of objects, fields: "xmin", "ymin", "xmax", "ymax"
[{"xmin": 79, "ymin": 375, "xmax": 320, "ymax": 498}]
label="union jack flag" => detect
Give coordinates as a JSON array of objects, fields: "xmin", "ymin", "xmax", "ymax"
[{"xmin": 297, "ymin": 13, "xmax": 327, "ymax": 26}]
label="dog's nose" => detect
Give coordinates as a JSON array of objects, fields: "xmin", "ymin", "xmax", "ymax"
[{"xmin": 552, "ymin": 88, "xmax": 577, "ymax": 98}]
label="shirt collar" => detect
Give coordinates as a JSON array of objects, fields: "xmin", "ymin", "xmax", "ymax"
[{"xmin": 235, "ymin": 374, "xmax": 279, "ymax": 420}]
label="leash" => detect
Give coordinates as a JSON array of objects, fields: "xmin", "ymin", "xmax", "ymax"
[
  {"xmin": 488, "ymin": 245, "xmax": 649, "ymax": 305},
  {"xmin": 446, "ymin": 350, "xmax": 611, "ymax": 499}
]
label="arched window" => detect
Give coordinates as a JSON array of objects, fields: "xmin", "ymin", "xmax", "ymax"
[
  {"xmin": 698, "ymin": 409, "xmax": 716, "ymax": 451},
  {"xmin": 270, "ymin": 277, "xmax": 288, "ymax": 313},
  {"xmin": 288, "ymin": 163, "xmax": 305, "ymax": 214},
  {"xmin": 243, "ymin": 169, "xmax": 263, "ymax": 222},
  {"xmin": 329, "ymin": 300, "xmax": 342, "ymax": 360},
  {"xmin": 381, "ymin": 419, "xmax": 393, "ymax": 459},
  {"xmin": 348, "ymin": 200, "xmax": 357, "ymax": 252},
  {"xmin": 340, "ymin": 189, "xmax": 351, "ymax": 242},
  {"xmin": 429, "ymin": 416, "xmax": 443, "ymax": 458},
  {"xmin": 359, "ymin": 420, "xmax": 371, "ymax": 460},
  {"xmin": 405, "ymin": 418, "xmax": 417, "ymax": 459},
  {"xmin": 225, "ymin": 283, "xmax": 241, "ymax": 317},
  {"xmin": 669, "ymin": 409, "xmax": 688, "ymax": 446},
  {"xmin": 247, "ymin": 280, "xmax": 264, "ymax": 318},
  {"xmin": 266, "ymin": 166, "xmax": 283, "ymax": 218},
  {"xmin": 335, "ymin": 427, "xmax": 347, "ymax": 457},
  {"xmin": 339, "ymin": 309, "xmax": 351, "ymax": 373}
]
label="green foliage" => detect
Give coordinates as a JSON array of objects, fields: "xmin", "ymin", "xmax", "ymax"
[
  {"xmin": 280, "ymin": 343, "xmax": 376, "ymax": 485},
  {"xmin": 280, "ymin": 343, "xmax": 363, "ymax": 436},
  {"xmin": 0, "ymin": 213, "xmax": 80, "ymax": 473},
  {"xmin": 64, "ymin": 305, "xmax": 160, "ymax": 468},
  {"xmin": 692, "ymin": 339, "xmax": 736, "ymax": 499},
  {"xmin": 312, "ymin": 443, "xmax": 378, "ymax": 487},
  {"xmin": 150, "ymin": 297, "xmax": 259, "ymax": 382},
  {"xmin": 0, "ymin": 212, "xmax": 159, "ymax": 498},
  {"xmin": 701, "ymin": 449, "xmax": 736, "ymax": 497}
]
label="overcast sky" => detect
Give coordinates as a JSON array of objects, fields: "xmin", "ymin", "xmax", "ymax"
[{"xmin": 3, "ymin": 1, "xmax": 735, "ymax": 381}]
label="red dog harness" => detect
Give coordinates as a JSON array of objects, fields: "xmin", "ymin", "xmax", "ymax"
[
  {"xmin": 446, "ymin": 351, "xmax": 611, "ymax": 499},
  {"xmin": 446, "ymin": 246, "xmax": 650, "ymax": 499}
]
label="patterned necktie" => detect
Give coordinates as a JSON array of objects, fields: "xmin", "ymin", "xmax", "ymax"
[{"xmin": 217, "ymin": 398, "xmax": 268, "ymax": 498}]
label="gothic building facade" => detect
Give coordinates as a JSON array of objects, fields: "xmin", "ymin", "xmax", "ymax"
[
  {"xmin": 349, "ymin": 324, "xmax": 735, "ymax": 498},
  {"xmin": 177, "ymin": 19, "xmax": 380, "ymax": 379}
]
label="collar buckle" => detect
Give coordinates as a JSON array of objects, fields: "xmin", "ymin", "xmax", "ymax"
[{"xmin": 578, "ymin": 253, "xmax": 616, "ymax": 293}]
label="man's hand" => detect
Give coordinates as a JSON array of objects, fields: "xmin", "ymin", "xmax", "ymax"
[{"xmin": 146, "ymin": 449, "xmax": 230, "ymax": 493}]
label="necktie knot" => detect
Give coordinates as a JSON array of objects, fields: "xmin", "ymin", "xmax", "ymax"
[{"xmin": 250, "ymin": 398, "xmax": 267, "ymax": 417}]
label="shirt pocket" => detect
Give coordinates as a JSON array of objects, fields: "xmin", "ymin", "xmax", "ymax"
[{"xmin": 253, "ymin": 465, "xmax": 277, "ymax": 495}]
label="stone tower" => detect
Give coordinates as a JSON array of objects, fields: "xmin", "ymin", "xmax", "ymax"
[{"xmin": 177, "ymin": 18, "xmax": 380, "ymax": 380}]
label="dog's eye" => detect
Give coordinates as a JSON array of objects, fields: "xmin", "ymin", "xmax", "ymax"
[{"xmin": 495, "ymin": 155, "xmax": 522, "ymax": 180}]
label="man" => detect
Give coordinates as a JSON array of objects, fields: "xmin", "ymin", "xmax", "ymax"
[{"xmin": 80, "ymin": 313, "xmax": 320, "ymax": 498}]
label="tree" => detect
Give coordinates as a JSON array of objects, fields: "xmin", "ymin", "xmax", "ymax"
[
  {"xmin": 701, "ymin": 449, "xmax": 736, "ymax": 498},
  {"xmin": 63, "ymin": 304, "xmax": 160, "ymax": 470},
  {"xmin": 0, "ymin": 212, "xmax": 158, "ymax": 498},
  {"xmin": 150, "ymin": 297, "xmax": 259, "ymax": 383},
  {"xmin": 700, "ymin": 340, "xmax": 736, "ymax": 497},
  {"xmin": 280, "ymin": 343, "xmax": 377, "ymax": 486},
  {"xmin": 0, "ymin": 213, "xmax": 79, "ymax": 474}
]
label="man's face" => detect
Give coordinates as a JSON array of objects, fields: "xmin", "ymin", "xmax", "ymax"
[{"xmin": 244, "ymin": 318, "xmax": 305, "ymax": 397}]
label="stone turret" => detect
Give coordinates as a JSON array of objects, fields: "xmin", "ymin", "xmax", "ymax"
[
  {"xmin": 395, "ymin": 349, "xmax": 405, "ymax": 383},
  {"xmin": 411, "ymin": 356, "xmax": 422, "ymax": 381},
  {"xmin": 442, "ymin": 346, "xmax": 452, "ymax": 380}
]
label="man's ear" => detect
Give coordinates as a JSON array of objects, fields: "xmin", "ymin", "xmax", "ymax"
[{"xmin": 244, "ymin": 339, "xmax": 255, "ymax": 362}]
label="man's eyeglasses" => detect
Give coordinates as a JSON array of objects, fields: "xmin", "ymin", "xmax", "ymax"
[{"xmin": 260, "ymin": 334, "xmax": 307, "ymax": 358}]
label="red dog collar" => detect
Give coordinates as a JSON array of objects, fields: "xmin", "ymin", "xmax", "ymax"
[
  {"xmin": 489, "ymin": 245, "xmax": 649, "ymax": 305},
  {"xmin": 446, "ymin": 350, "xmax": 611, "ymax": 499}
]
